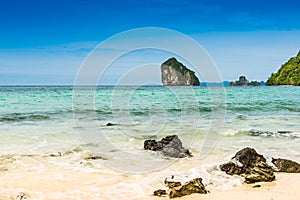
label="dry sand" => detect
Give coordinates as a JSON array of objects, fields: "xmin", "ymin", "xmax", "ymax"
[{"xmin": 0, "ymin": 173, "xmax": 299, "ymax": 200}]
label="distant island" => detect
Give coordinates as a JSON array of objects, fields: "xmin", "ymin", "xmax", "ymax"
[
  {"xmin": 160, "ymin": 51, "xmax": 300, "ymax": 87},
  {"xmin": 230, "ymin": 76, "xmax": 264, "ymax": 86},
  {"xmin": 161, "ymin": 57, "xmax": 200, "ymax": 86},
  {"xmin": 266, "ymin": 51, "xmax": 300, "ymax": 86}
]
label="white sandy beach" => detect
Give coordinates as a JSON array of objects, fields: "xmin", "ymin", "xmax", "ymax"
[{"xmin": 1, "ymin": 166, "xmax": 299, "ymax": 200}]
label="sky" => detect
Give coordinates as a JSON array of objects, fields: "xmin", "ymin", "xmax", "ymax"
[{"xmin": 0, "ymin": 0, "xmax": 300, "ymax": 85}]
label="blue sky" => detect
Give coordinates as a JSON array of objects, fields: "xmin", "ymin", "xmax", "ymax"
[{"xmin": 0, "ymin": 0, "xmax": 300, "ymax": 84}]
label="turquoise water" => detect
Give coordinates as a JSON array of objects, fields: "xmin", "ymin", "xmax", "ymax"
[
  {"xmin": 1, "ymin": 86, "xmax": 299, "ymax": 152},
  {"xmin": 1, "ymin": 85, "xmax": 299, "ymax": 130},
  {"xmin": 1, "ymin": 85, "xmax": 299, "ymax": 159},
  {"xmin": 0, "ymin": 86, "xmax": 299, "ymax": 198}
]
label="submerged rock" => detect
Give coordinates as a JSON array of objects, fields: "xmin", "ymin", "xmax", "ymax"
[
  {"xmin": 84, "ymin": 155, "xmax": 108, "ymax": 160},
  {"xmin": 144, "ymin": 135, "xmax": 192, "ymax": 158},
  {"xmin": 106, "ymin": 122, "xmax": 116, "ymax": 126},
  {"xmin": 220, "ymin": 147, "xmax": 275, "ymax": 183},
  {"xmin": 272, "ymin": 158, "xmax": 300, "ymax": 173}
]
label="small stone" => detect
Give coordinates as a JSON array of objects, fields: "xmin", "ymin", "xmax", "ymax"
[
  {"xmin": 153, "ymin": 189, "xmax": 167, "ymax": 197},
  {"xmin": 84, "ymin": 155, "xmax": 107, "ymax": 160}
]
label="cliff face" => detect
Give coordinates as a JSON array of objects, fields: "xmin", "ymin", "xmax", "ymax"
[
  {"xmin": 266, "ymin": 51, "xmax": 300, "ymax": 86},
  {"xmin": 161, "ymin": 58, "xmax": 200, "ymax": 86}
]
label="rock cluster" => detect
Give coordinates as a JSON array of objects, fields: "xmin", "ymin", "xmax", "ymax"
[
  {"xmin": 230, "ymin": 76, "xmax": 262, "ymax": 86},
  {"xmin": 220, "ymin": 147, "xmax": 300, "ymax": 183},
  {"xmin": 220, "ymin": 147, "xmax": 275, "ymax": 183},
  {"xmin": 144, "ymin": 135, "xmax": 192, "ymax": 158},
  {"xmin": 149, "ymin": 145, "xmax": 300, "ymax": 198}
]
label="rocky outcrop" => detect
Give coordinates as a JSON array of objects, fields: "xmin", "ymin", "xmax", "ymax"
[
  {"xmin": 230, "ymin": 76, "xmax": 261, "ymax": 86},
  {"xmin": 272, "ymin": 158, "xmax": 300, "ymax": 173},
  {"xmin": 144, "ymin": 135, "xmax": 192, "ymax": 158},
  {"xmin": 161, "ymin": 57, "xmax": 200, "ymax": 86},
  {"xmin": 230, "ymin": 76, "xmax": 248, "ymax": 86},
  {"xmin": 220, "ymin": 147, "xmax": 275, "ymax": 183},
  {"xmin": 153, "ymin": 177, "xmax": 207, "ymax": 198}
]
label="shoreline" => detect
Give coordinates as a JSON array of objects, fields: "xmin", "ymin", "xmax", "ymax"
[
  {"xmin": 192, "ymin": 173, "xmax": 300, "ymax": 200},
  {"xmin": 1, "ymin": 172, "xmax": 299, "ymax": 200}
]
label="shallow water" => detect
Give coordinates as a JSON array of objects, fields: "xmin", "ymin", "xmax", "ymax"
[{"xmin": 0, "ymin": 86, "xmax": 299, "ymax": 199}]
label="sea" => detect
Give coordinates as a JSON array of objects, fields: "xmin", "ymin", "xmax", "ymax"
[{"xmin": 0, "ymin": 85, "xmax": 299, "ymax": 199}]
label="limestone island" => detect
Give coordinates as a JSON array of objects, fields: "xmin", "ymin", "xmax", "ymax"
[
  {"xmin": 230, "ymin": 76, "xmax": 263, "ymax": 86},
  {"xmin": 161, "ymin": 57, "xmax": 200, "ymax": 86},
  {"xmin": 266, "ymin": 50, "xmax": 300, "ymax": 86}
]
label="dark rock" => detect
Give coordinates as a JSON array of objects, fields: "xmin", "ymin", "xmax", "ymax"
[
  {"xmin": 153, "ymin": 189, "xmax": 167, "ymax": 197},
  {"xmin": 220, "ymin": 147, "xmax": 275, "ymax": 183},
  {"xmin": 84, "ymin": 155, "xmax": 107, "ymax": 160},
  {"xmin": 233, "ymin": 147, "xmax": 266, "ymax": 167},
  {"xmin": 253, "ymin": 184, "xmax": 261, "ymax": 188},
  {"xmin": 277, "ymin": 131, "xmax": 292, "ymax": 134},
  {"xmin": 144, "ymin": 140, "xmax": 163, "ymax": 151},
  {"xmin": 144, "ymin": 135, "xmax": 192, "ymax": 158},
  {"xmin": 161, "ymin": 57, "xmax": 200, "ymax": 86},
  {"xmin": 272, "ymin": 158, "xmax": 300, "ymax": 173},
  {"xmin": 169, "ymin": 178, "xmax": 207, "ymax": 198},
  {"xmin": 106, "ymin": 123, "xmax": 116, "ymax": 126}
]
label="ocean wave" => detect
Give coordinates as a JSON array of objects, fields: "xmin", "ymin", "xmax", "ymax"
[
  {"xmin": 129, "ymin": 110, "xmax": 149, "ymax": 116},
  {"xmin": 247, "ymin": 130, "xmax": 299, "ymax": 138},
  {"xmin": 221, "ymin": 129, "xmax": 250, "ymax": 136},
  {"xmin": 221, "ymin": 129, "xmax": 299, "ymax": 138},
  {"xmin": 0, "ymin": 114, "xmax": 50, "ymax": 122}
]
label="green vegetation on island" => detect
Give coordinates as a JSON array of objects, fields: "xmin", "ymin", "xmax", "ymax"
[{"xmin": 266, "ymin": 51, "xmax": 300, "ymax": 86}]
